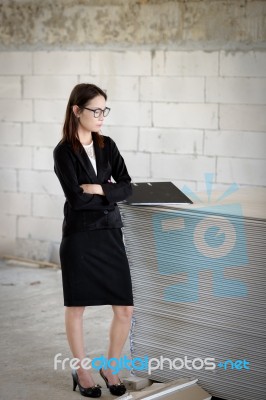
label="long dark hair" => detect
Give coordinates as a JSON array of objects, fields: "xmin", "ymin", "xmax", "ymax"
[{"xmin": 62, "ymin": 83, "xmax": 106, "ymax": 151}]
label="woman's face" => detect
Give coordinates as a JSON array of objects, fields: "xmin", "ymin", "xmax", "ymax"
[{"xmin": 75, "ymin": 95, "xmax": 107, "ymax": 133}]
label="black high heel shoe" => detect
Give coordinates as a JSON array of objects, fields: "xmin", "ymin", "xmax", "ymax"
[
  {"xmin": 72, "ymin": 369, "xmax": 102, "ymax": 398},
  {"xmin": 99, "ymin": 368, "xmax": 126, "ymax": 396}
]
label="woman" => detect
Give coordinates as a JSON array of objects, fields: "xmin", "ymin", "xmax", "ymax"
[{"xmin": 53, "ymin": 83, "xmax": 134, "ymax": 398}]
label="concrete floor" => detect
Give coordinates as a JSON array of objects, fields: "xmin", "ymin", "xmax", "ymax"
[{"xmin": 0, "ymin": 259, "xmax": 132, "ymax": 400}]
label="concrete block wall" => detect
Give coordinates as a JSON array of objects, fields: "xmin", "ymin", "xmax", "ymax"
[{"xmin": 0, "ymin": 49, "xmax": 266, "ymax": 260}]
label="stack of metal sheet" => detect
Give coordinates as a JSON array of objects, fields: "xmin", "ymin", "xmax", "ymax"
[{"xmin": 119, "ymin": 188, "xmax": 266, "ymax": 400}]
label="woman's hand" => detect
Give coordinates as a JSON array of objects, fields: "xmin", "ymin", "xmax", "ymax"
[{"xmin": 80, "ymin": 184, "xmax": 104, "ymax": 196}]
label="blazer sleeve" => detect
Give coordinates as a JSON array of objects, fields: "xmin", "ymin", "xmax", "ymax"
[
  {"xmin": 101, "ymin": 138, "xmax": 132, "ymax": 203},
  {"xmin": 53, "ymin": 144, "xmax": 109, "ymax": 210}
]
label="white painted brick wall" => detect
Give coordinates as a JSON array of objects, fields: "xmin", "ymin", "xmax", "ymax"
[
  {"xmin": 0, "ymin": 237, "xmax": 16, "ymax": 255},
  {"xmin": 0, "ymin": 123, "xmax": 21, "ymax": 145},
  {"xmin": 206, "ymin": 77, "xmax": 266, "ymax": 104},
  {"xmin": 22, "ymin": 123, "xmax": 62, "ymax": 147},
  {"xmin": 80, "ymin": 76, "xmax": 139, "ymax": 101},
  {"xmin": 0, "ymin": 49, "xmax": 265, "ymax": 259},
  {"xmin": 0, "ymin": 170, "xmax": 17, "ymax": 192},
  {"xmin": 91, "ymin": 51, "xmax": 151, "ymax": 76},
  {"xmin": 0, "ymin": 52, "xmax": 32, "ymax": 75},
  {"xmin": 34, "ymin": 100, "xmax": 66, "ymax": 123},
  {"xmin": 103, "ymin": 126, "xmax": 138, "ymax": 151},
  {"xmin": 18, "ymin": 171, "xmax": 62, "ymax": 195},
  {"xmin": 0, "ymin": 146, "xmax": 32, "ymax": 169},
  {"xmin": 151, "ymin": 154, "xmax": 216, "ymax": 181},
  {"xmin": 33, "ymin": 147, "xmax": 54, "ymax": 171},
  {"xmin": 153, "ymin": 103, "xmax": 218, "ymax": 129},
  {"xmin": 139, "ymin": 128, "xmax": 204, "ymax": 154},
  {"xmin": 0, "ymin": 215, "xmax": 16, "ymax": 238},
  {"xmin": 33, "ymin": 194, "xmax": 64, "ymax": 218},
  {"xmin": 220, "ymin": 105, "xmax": 266, "ymax": 131},
  {"xmin": 18, "ymin": 216, "xmax": 62, "ymax": 242},
  {"xmin": 122, "ymin": 152, "xmax": 150, "ymax": 179},
  {"xmin": 140, "ymin": 77, "xmax": 204, "ymax": 102},
  {"xmin": 204, "ymin": 131, "xmax": 266, "ymax": 158},
  {"xmin": 24, "ymin": 76, "xmax": 78, "ymax": 99},
  {"xmin": 153, "ymin": 51, "xmax": 219, "ymax": 76},
  {"xmin": 220, "ymin": 51, "xmax": 266, "ymax": 77},
  {"xmin": 0, "ymin": 192, "xmax": 31, "ymax": 215},
  {"xmin": 107, "ymin": 102, "xmax": 151, "ymax": 127},
  {"xmin": 217, "ymin": 158, "xmax": 266, "ymax": 186},
  {"xmin": 33, "ymin": 52, "xmax": 91, "ymax": 75},
  {"xmin": 0, "ymin": 99, "xmax": 32, "ymax": 122},
  {"xmin": 0, "ymin": 77, "xmax": 21, "ymax": 98}
]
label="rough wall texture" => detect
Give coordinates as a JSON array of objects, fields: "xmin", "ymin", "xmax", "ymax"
[
  {"xmin": 0, "ymin": 0, "xmax": 266, "ymax": 261},
  {"xmin": 0, "ymin": 0, "xmax": 266, "ymax": 50}
]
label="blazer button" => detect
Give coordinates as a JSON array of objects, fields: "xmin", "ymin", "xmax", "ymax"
[{"xmin": 104, "ymin": 210, "xmax": 109, "ymax": 215}]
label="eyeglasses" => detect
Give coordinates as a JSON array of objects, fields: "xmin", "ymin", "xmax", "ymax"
[{"xmin": 83, "ymin": 107, "xmax": 111, "ymax": 118}]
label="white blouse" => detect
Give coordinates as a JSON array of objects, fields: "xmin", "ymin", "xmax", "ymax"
[{"xmin": 83, "ymin": 142, "xmax": 97, "ymax": 174}]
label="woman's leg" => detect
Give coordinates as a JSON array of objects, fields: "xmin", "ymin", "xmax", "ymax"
[
  {"xmin": 65, "ymin": 306, "xmax": 96, "ymax": 387},
  {"xmin": 102, "ymin": 305, "xmax": 134, "ymax": 385}
]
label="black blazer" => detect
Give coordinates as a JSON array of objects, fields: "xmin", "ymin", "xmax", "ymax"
[{"xmin": 53, "ymin": 133, "xmax": 132, "ymax": 237}]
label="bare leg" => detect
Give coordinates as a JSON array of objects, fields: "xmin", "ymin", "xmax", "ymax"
[
  {"xmin": 102, "ymin": 305, "xmax": 134, "ymax": 385},
  {"xmin": 65, "ymin": 306, "xmax": 96, "ymax": 388}
]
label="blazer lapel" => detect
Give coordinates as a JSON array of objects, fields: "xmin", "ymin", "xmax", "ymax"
[
  {"xmin": 93, "ymin": 133, "xmax": 108, "ymax": 182},
  {"xmin": 74, "ymin": 133, "xmax": 108, "ymax": 183},
  {"xmin": 75, "ymin": 146, "xmax": 99, "ymax": 182}
]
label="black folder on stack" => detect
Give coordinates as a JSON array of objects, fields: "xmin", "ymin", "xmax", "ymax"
[{"xmin": 126, "ymin": 181, "xmax": 193, "ymax": 205}]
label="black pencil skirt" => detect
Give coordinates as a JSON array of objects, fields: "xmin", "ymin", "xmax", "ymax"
[{"xmin": 59, "ymin": 228, "xmax": 134, "ymax": 307}]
